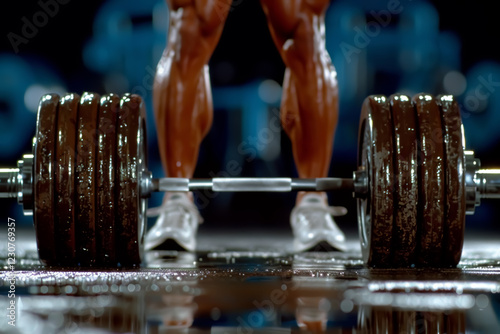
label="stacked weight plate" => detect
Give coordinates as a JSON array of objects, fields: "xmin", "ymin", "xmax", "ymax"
[
  {"xmin": 33, "ymin": 92, "xmax": 147, "ymax": 267},
  {"xmin": 357, "ymin": 94, "xmax": 466, "ymax": 268}
]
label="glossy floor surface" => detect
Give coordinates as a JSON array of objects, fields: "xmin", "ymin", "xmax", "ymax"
[{"xmin": 1, "ymin": 229, "xmax": 500, "ymax": 333}]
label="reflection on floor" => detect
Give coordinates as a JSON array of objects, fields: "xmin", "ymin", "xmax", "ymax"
[{"xmin": 1, "ymin": 230, "xmax": 500, "ymax": 333}]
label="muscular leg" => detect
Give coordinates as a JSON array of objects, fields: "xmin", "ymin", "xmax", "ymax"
[
  {"xmin": 260, "ymin": 0, "xmax": 339, "ymax": 205},
  {"xmin": 154, "ymin": 0, "xmax": 230, "ymax": 180},
  {"xmin": 147, "ymin": 0, "xmax": 230, "ymax": 251},
  {"xmin": 261, "ymin": 0, "xmax": 345, "ymax": 252}
]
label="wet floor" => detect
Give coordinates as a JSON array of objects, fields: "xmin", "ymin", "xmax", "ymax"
[{"xmin": 1, "ymin": 230, "xmax": 500, "ymax": 333}]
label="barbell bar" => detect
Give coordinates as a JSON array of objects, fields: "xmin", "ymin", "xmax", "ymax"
[{"xmin": 1, "ymin": 92, "xmax": 500, "ymax": 268}]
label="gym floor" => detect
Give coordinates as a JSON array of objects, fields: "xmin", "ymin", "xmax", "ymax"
[{"xmin": 1, "ymin": 228, "xmax": 500, "ymax": 333}]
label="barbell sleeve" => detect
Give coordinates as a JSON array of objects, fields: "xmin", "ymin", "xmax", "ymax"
[
  {"xmin": 0, "ymin": 168, "xmax": 19, "ymax": 198},
  {"xmin": 477, "ymin": 169, "xmax": 500, "ymax": 199}
]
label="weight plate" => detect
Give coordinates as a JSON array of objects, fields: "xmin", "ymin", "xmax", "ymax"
[
  {"xmin": 358, "ymin": 307, "xmax": 394, "ymax": 334},
  {"xmin": 437, "ymin": 95, "xmax": 466, "ymax": 267},
  {"xmin": 395, "ymin": 311, "xmax": 417, "ymax": 334},
  {"xmin": 76, "ymin": 92, "xmax": 100, "ymax": 266},
  {"xmin": 34, "ymin": 94, "xmax": 59, "ymax": 265},
  {"xmin": 446, "ymin": 311, "xmax": 466, "ymax": 334},
  {"xmin": 413, "ymin": 94, "xmax": 445, "ymax": 266},
  {"xmin": 357, "ymin": 95, "xmax": 394, "ymax": 267},
  {"xmin": 55, "ymin": 93, "xmax": 79, "ymax": 265},
  {"xmin": 373, "ymin": 310, "xmax": 394, "ymax": 334},
  {"xmin": 389, "ymin": 94, "xmax": 418, "ymax": 267},
  {"xmin": 418, "ymin": 312, "xmax": 445, "ymax": 333},
  {"xmin": 96, "ymin": 94, "xmax": 120, "ymax": 266},
  {"xmin": 116, "ymin": 94, "xmax": 147, "ymax": 266}
]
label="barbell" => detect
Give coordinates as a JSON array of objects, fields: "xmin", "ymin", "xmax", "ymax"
[{"xmin": 1, "ymin": 92, "xmax": 499, "ymax": 268}]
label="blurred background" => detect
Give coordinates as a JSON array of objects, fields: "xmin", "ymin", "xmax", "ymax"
[{"xmin": 1, "ymin": 0, "xmax": 500, "ymax": 235}]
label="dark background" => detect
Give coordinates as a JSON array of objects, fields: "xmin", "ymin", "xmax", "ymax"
[
  {"xmin": 2, "ymin": 0, "xmax": 500, "ymax": 235},
  {"xmin": 3, "ymin": 1, "xmax": 500, "ymax": 85}
]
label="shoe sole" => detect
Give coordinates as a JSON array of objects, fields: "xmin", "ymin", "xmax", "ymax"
[
  {"xmin": 151, "ymin": 238, "xmax": 188, "ymax": 252},
  {"xmin": 303, "ymin": 241, "xmax": 344, "ymax": 252}
]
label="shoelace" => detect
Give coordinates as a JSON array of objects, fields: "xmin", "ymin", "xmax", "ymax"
[{"xmin": 147, "ymin": 195, "xmax": 204, "ymax": 223}]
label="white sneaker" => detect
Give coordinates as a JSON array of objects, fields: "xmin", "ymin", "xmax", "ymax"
[
  {"xmin": 145, "ymin": 193, "xmax": 202, "ymax": 252},
  {"xmin": 290, "ymin": 193, "xmax": 347, "ymax": 252}
]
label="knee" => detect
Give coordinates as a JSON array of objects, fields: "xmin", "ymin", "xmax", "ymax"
[
  {"xmin": 167, "ymin": 26, "xmax": 208, "ymax": 74},
  {"xmin": 167, "ymin": 7, "xmax": 225, "ymax": 66},
  {"xmin": 280, "ymin": 21, "xmax": 318, "ymax": 70},
  {"xmin": 195, "ymin": 0, "xmax": 230, "ymax": 33}
]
